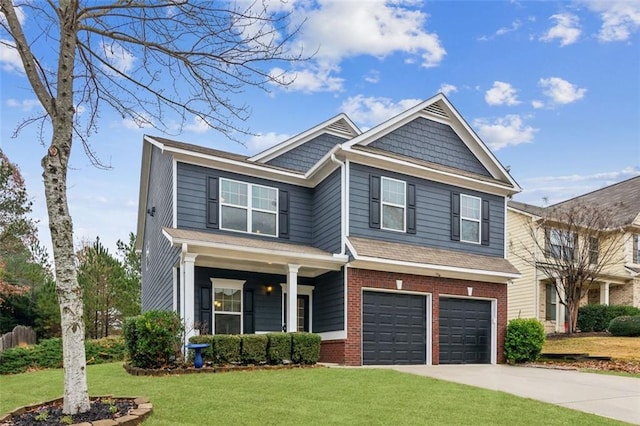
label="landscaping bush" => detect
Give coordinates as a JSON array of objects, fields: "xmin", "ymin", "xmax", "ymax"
[
  {"xmin": 608, "ymin": 316, "xmax": 640, "ymax": 337},
  {"xmin": 267, "ymin": 332, "xmax": 292, "ymax": 364},
  {"xmin": 241, "ymin": 334, "xmax": 268, "ymax": 365},
  {"xmin": 85, "ymin": 336, "xmax": 126, "ymax": 364},
  {"xmin": 0, "ymin": 346, "xmax": 38, "ymax": 374},
  {"xmin": 504, "ymin": 318, "xmax": 545, "ymax": 364},
  {"xmin": 291, "ymin": 332, "xmax": 321, "ymax": 365},
  {"xmin": 187, "ymin": 335, "xmax": 215, "ymax": 363},
  {"xmin": 123, "ymin": 310, "xmax": 183, "ymax": 368},
  {"xmin": 577, "ymin": 304, "xmax": 640, "ymax": 332},
  {"xmin": 212, "ymin": 335, "xmax": 241, "ymax": 364}
]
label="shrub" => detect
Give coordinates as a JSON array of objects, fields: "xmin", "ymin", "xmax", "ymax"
[
  {"xmin": 577, "ymin": 304, "xmax": 640, "ymax": 332},
  {"xmin": 122, "ymin": 316, "xmax": 138, "ymax": 362},
  {"xmin": 85, "ymin": 336, "xmax": 126, "ymax": 364},
  {"xmin": 608, "ymin": 316, "xmax": 640, "ymax": 337},
  {"xmin": 0, "ymin": 346, "xmax": 37, "ymax": 374},
  {"xmin": 504, "ymin": 318, "xmax": 545, "ymax": 364},
  {"xmin": 212, "ymin": 335, "xmax": 241, "ymax": 364},
  {"xmin": 267, "ymin": 333, "xmax": 292, "ymax": 364},
  {"xmin": 291, "ymin": 332, "xmax": 321, "ymax": 365},
  {"xmin": 123, "ymin": 310, "xmax": 183, "ymax": 368},
  {"xmin": 241, "ymin": 334, "xmax": 268, "ymax": 365},
  {"xmin": 187, "ymin": 335, "xmax": 214, "ymax": 363}
]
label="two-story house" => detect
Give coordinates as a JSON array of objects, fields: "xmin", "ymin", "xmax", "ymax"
[
  {"xmin": 507, "ymin": 176, "xmax": 640, "ymax": 333},
  {"xmin": 136, "ymin": 94, "xmax": 521, "ymax": 366}
]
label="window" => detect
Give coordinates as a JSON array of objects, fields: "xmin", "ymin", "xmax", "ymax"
[
  {"xmin": 281, "ymin": 284, "xmax": 314, "ymax": 332},
  {"xmin": 634, "ymin": 235, "xmax": 640, "ymax": 264},
  {"xmin": 545, "ymin": 284, "xmax": 557, "ymax": 321},
  {"xmin": 460, "ymin": 194, "xmax": 481, "ymax": 243},
  {"xmin": 589, "ymin": 237, "xmax": 599, "ymax": 264},
  {"xmin": 548, "ymin": 229, "xmax": 574, "ymax": 261},
  {"xmin": 381, "ymin": 177, "xmax": 406, "ymax": 232},
  {"xmin": 220, "ymin": 178, "xmax": 277, "ymax": 236},
  {"xmin": 211, "ymin": 279, "xmax": 245, "ymax": 335}
]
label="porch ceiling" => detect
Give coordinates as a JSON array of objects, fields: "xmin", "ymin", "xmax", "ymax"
[{"xmin": 163, "ymin": 227, "xmax": 347, "ymax": 277}]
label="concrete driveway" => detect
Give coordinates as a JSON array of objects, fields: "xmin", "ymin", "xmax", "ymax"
[{"xmin": 384, "ymin": 365, "xmax": 640, "ymax": 425}]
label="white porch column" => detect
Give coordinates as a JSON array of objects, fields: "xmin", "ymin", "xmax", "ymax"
[
  {"xmin": 286, "ymin": 264, "xmax": 300, "ymax": 332},
  {"xmin": 600, "ymin": 282, "xmax": 610, "ymax": 305},
  {"xmin": 182, "ymin": 253, "xmax": 198, "ymax": 343},
  {"xmin": 556, "ymin": 278, "xmax": 565, "ymax": 333}
]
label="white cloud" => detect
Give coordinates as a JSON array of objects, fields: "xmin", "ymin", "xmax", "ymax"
[
  {"xmin": 478, "ymin": 19, "xmax": 522, "ymax": 41},
  {"xmin": 269, "ymin": 65, "xmax": 344, "ymax": 93},
  {"xmin": 100, "ymin": 41, "xmax": 135, "ymax": 75},
  {"xmin": 6, "ymin": 98, "xmax": 41, "ymax": 112},
  {"xmin": 246, "ymin": 132, "xmax": 290, "ymax": 155},
  {"xmin": 473, "ymin": 114, "xmax": 537, "ymax": 150},
  {"xmin": 340, "ymin": 95, "xmax": 421, "ymax": 129},
  {"xmin": 184, "ymin": 116, "xmax": 210, "ymax": 134},
  {"xmin": 0, "ymin": 39, "xmax": 24, "ymax": 73},
  {"xmin": 364, "ymin": 69, "xmax": 381, "ymax": 84},
  {"xmin": 540, "ymin": 13, "xmax": 581, "ymax": 46},
  {"xmin": 531, "ymin": 100, "xmax": 545, "ymax": 109},
  {"xmin": 539, "ymin": 77, "xmax": 586, "ymax": 104},
  {"xmin": 485, "ymin": 81, "xmax": 520, "ymax": 106},
  {"xmin": 121, "ymin": 113, "xmax": 155, "ymax": 130},
  {"xmin": 586, "ymin": 1, "xmax": 640, "ymax": 42},
  {"xmin": 438, "ymin": 83, "xmax": 458, "ymax": 96}
]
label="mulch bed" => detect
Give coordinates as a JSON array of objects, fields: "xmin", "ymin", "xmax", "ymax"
[
  {"xmin": 528, "ymin": 359, "xmax": 640, "ymax": 374},
  {"xmin": 124, "ymin": 362, "xmax": 322, "ymax": 376}
]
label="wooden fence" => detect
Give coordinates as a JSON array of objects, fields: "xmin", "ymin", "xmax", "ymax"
[{"xmin": 0, "ymin": 325, "xmax": 36, "ymax": 352}]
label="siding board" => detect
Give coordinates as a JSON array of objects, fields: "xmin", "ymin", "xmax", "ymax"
[{"xmin": 266, "ymin": 134, "xmax": 348, "ymax": 172}]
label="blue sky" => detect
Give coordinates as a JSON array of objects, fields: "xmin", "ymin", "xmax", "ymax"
[{"xmin": 1, "ymin": 0, "xmax": 639, "ymax": 256}]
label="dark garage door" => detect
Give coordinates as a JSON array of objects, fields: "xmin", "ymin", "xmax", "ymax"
[
  {"xmin": 362, "ymin": 291, "xmax": 426, "ymax": 365},
  {"xmin": 439, "ymin": 298, "xmax": 491, "ymax": 364}
]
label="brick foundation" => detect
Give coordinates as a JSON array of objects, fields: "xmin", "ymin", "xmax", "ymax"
[
  {"xmin": 319, "ymin": 339, "xmax": 346, "ymax": 364},
  {"xmin": 342, "ymin": 267, "xmax": 507, "ymax": 366}
]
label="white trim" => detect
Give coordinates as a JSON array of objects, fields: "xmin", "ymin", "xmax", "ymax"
[
  {"xmin": 210, "ymin": 278, "xmax": 246, "ymax": 335},
  {"xmin": 330, "ymin": 154, "xmax": 347, "ymax": 255},
  {"xmin": 439, "ymin": 294, "xmax": 498, "ymax": 365},
  {"xmin": 361, "ymin": 288, "xmax": 433, "ymax": 366},
  {"xmin": 344, "ymin": 266, "xmax": 349, "ymax": 340},
  {"xmin": 380, "ymin": 176, "xmax": 407, "ymax": 233},
  {"xmin": 460, "ymin": 194, "xmax": 481, "ymax": 244},
  {"xmin": 318, "ymin": 330, "xmax": 347, "ymax": 341},
  {"xmin": 280, "ymin": 283, "xmax": 314, "ymax": 332},
  {"xmin": 172, "ymin": 158, "xmax": 178, "ymax": 228},
  {"xmin": 172, "ymin": 267, "xmax": 178, "ymax": 312},
  {"xmin": 219, "ymin": 177, "xmax": 278, "ymax": 237},
  {"xmin": 346, "ymin": 161, "xmax": 351, "ymax": 238}
]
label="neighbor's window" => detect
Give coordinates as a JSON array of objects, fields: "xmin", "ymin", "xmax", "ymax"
[
  {"xmin": 220, "ymin": 178, "xmax": 277, "ymax": 236},
  {"xmin": 634, "ymin": 235, "xmax": 640, "ymax": 263},
  {"xmin": 589, "ymin": 237, "xmax": 599, "ymax": 264},
  {"xmin": 545, "ymin": 283, "xmax": 557, "ymax": 321},
  {"xmin": 212, "ymin": 279, "xmax": 244, "ymax": 334},
  {"xmin": 381, "ymin": 177, "xmax": 406, "ymax": 232},
  {"xmin": 548, "ymin": 229, "xmax": 574, "ymax": 261},
  {"xmin": 460, "ymin": 194, "xmax": 481, "ymax": 243}
]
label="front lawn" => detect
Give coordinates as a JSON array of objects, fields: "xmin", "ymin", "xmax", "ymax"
[
  {"xmin": 0, "ymin": 363, "xmax": 625, "ymax": 425},
  {"xmin": 543, "ymin": 336, "xmax": 640, "ymax": 361}
]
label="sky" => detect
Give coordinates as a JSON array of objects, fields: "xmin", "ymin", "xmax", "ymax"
[{"xmin": 1, "ymin": 0, "xmax": 639, "ymax": 257}]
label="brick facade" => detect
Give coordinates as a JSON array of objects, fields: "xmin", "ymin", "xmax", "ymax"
[{"xmin": 319, "ymin": 267, "xmax": 508, "ymax": 366}]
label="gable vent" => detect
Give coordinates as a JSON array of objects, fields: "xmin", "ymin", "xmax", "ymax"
[
  {"xmin": 327, "ymin": 119, "xmax": 356, "ymax": 137},
  {"xmin": 423, "ymin": 102, "xmax": 449, "ymax": 119}
]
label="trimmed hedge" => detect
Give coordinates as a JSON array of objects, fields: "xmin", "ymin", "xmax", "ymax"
[
  {"xmin": 213, "ymin": 335, "xmax": 242, "ymax": 364},
  {"xmin": 577, "ymin": 304, "xmax": 640, "ymax": 332},
  {"xmin": 241, "ymin": 334, "xmax": 268, "ymax": 365},
  {"xmin": 123, "ymin": 310, "xmax": 183, "ymax": 368},
  {"xmin": 0, "ymin": 336, "xmax": 125, "ymax": 375},
  {"xmin": 608, "ymin": 316, "xmax": 640, "ymax": 337},
  {"xmin": 504, "ymin": 318, "xmax": 545, "ymax": 364},
  {"xmin": 291, "ymin": 332, "xmax": 321, "ymax": 365},
  {"xmin": 267, "ymin": 332, "xmax": 292, "ymax": 364}
]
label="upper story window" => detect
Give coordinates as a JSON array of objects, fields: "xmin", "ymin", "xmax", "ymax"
[
  {"xmin": 381, "ymin": 177, "xmax": 406, "ymax": 232},
  {"xmin": 547, "ymin": 229, "xmax": 575, "ymax": 261},
  {"xmin": 220, "ymin": 178, "xmax": 277, "ymax": 236},
  {"xmin": 589, "ymin": 237, "xmax": 599, "ymax": 264},
  {"xmin": 460, "ymin": 194, "xmax": 481, "ymax": 243},
  {"xmin": 634, "ymin": 235, "xmax": 640, "ymax": 264}
]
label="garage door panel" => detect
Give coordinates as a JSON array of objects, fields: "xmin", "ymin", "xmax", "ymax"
[{"xmin": 439, "ymin": 298, "xmax": 491, "ymax": 365}]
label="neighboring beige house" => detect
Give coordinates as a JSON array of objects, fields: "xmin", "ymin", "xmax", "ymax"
[{"xmin": 507, "ymin": 176, "xmax": 640, "ymax": 333}]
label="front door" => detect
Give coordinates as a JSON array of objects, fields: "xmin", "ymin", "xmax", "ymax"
[{"xmin": 284, "ymin": 295, "xmax": 310, "ymax": 332}]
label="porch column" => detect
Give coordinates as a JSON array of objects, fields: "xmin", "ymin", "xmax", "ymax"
[
  {"xmin": 600, "ymin": 282, "xmax": 610, "ymax": 305},
  {"xmin": 182, "ymin": 253, "xmax": 198, "ymax": 343},
  {"xmin": 286, "ymin": 264, "xmax": 300, "ymax": 332},
  {"xmin": 556, "ymin": 278, "xmax": 565, "ymax": 333}
]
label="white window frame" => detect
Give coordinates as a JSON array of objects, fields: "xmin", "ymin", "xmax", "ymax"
[
  {"xmin": 210, "ymin": 278, "xmax": 245, "ymax": 335},
  {"xmin": 460, "ymin": 194, "xmax": 481, "ymax": 244},
  {"xmin": 219, "ymin": 178, "xmax": 278, "ymax": 237},
  {"xmin": 549, "ymin": 229, "xmax": 574, "ymax": 261},
  {"xmin": 280, "ymin": 284, "xmax": 314, "ymax": 332},
  {"xmin": 380, "ymin": 176, "xmax": 406, "ymax": 233}
]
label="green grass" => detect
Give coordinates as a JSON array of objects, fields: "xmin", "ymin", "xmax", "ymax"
[{"xmin": 0, "ymin": 363, "xmax": 626, "ymax": 425}]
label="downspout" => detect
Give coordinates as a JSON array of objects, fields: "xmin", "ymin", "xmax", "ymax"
[{"xmin": 330, "ymin": 153, "xmax": 346, "ymax": 256}]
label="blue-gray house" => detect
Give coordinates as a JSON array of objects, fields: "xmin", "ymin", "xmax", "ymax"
[{"xmin": 136, "ymin": 94, "xmax": 521, "ymax": 365}]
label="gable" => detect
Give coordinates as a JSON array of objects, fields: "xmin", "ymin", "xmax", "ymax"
[
  {"xmin": 266, "ymin": 133, "xmax": 349, "ymax": 172},
  {"xmin": 369, "ymin": 117, "xmax": 491, "ymax": 177}
]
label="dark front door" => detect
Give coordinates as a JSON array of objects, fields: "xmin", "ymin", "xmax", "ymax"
[
  {"xmin": 439, "ymin": 297, "xmax": 491, "ymax": 364},
  {"xmin": 362, "ymin": 291, "xmax": 427, "ymax": 365}
]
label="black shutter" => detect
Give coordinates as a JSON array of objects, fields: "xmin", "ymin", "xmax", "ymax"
[
  {"xmin": 634, "ymin": 235, "xmax": 639, "ymax": 263},
  {"xmin": 451, "ymin": 192, "xmax": 460, "ymax": 241},
  {"xmin": 206, "ymin": 176, "xmax": 219, "ymax": 229},
  {"xmin": 407, "ymin": 183, "xmax": 416, "ymax": 234},
  {"xmin": 243, "ymin": 290, "xmax": 254, "ymax": 334},
  {"xmin": 481, "ymin": 199, "xmax": 490, "ymax": 245},
  {"xmin": 369, "ymin": 175, "xmax": 381, "ymax": 229},
  {"xmin": 278, "ymin": 190, "xmax": 289, "ymax": 239},
  {"xmin": 572, "ymin": 232, "xmax": 579, "ymax": 261},
  {"xmin": 200, "ymin": 286, "xmax": 212, "ymax": 334},
  {"xmin": 544, "ymin": 228, "xmax": 551, "ymax": 258}
]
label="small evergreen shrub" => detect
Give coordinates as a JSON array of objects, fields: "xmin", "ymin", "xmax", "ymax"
[
  {"xmin": 291, "ymin": 332, "xmax": 321, "ymax": 365},
  {"xmin": 0, "ymin": 346, "xmax": 37, "ymax": 374},
  {"xmin": 608, "ymin": 316, "xmax": 640, "ymax": 337},
  {"xmin": 85, "ymin": 336, "xmax": 126, "ymax": 364},
  {"xmin": 122, "ymin": 317, "xmax": 138, "ymax": 362},
  {"xmin": 187, "ymin": 335, "xmax": 214, "ymax": 363},
  {"xmin": 31, "ymin": 338, "xmax": 63, "ymax": 369},
  {"xmin": 123, "ymin": 310, "xmax": 183, "ymax": 368},
  {"xmin": 267, "ymin": 332, "xmax": 292, "ymax": 364},
  {"xmin": 241, "ymin": 334, "xmax": 268, "ymax": 365},
  {"xmin": 504, "ymin": 318, "xmax": 545, "ymax": 364},
  {"xmin": 212, "ymin": 335, "xmax": 241, "ymax": 364},
  {"xmin": 577, "ymin": 304, "xmax": 640, "ymax": 332}
]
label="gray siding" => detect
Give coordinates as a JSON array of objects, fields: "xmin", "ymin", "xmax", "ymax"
[
  {"xmin": 141, "ymin": 146, "xmax": 180, "ymax": 311},
  {"xmin": 266, "ymin": 134, "xmax": 348, "ymax": 172},
  {"xmin": 313, "ymin": 169, "xmax": 342, "ymax": 253},
  {"xmin": 176, "ymin": 162, "xmax": 313, "ymax": 245},
  {"xmin": 370, "ymin": 117, "xmax": 491, "ymax": 177},
  {"xmin": 349, "ymin": 163, "xmax": 505, "ymax": 257},
  {"xmin": 313, "ymin": 270, "xmax": 344, "ymax": 333}
]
